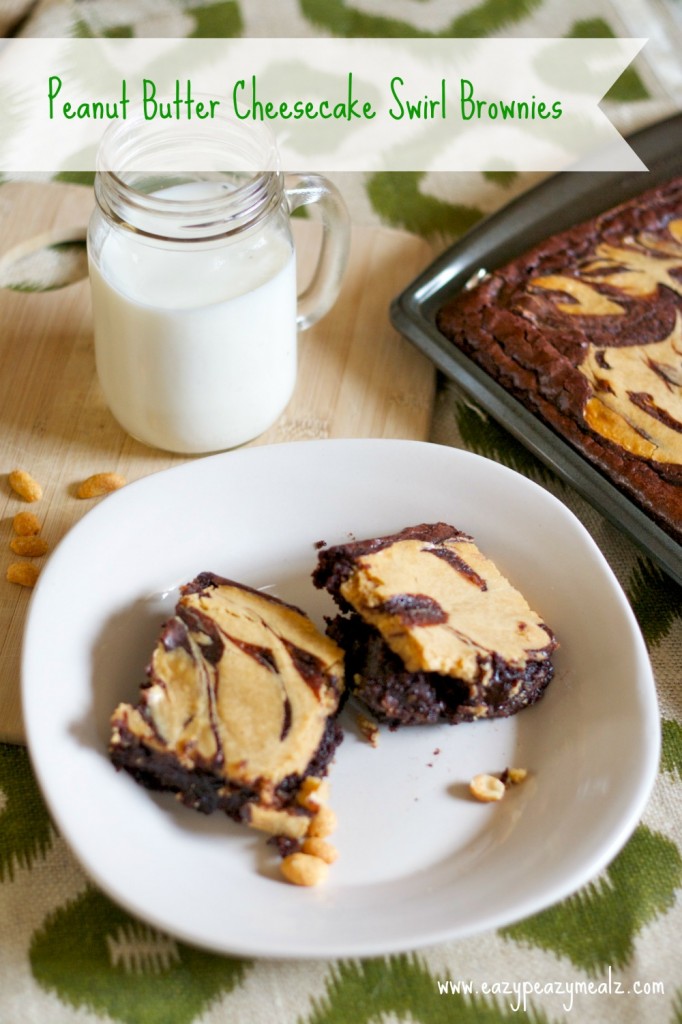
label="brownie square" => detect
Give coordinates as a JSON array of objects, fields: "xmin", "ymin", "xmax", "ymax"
[
  {"xmin": 110, "ymin": 572, "xmax": 345, "ymax": 839},
  {"xmin": 314, "ymin": 523, "xmax": 556, "ymax": 728}
]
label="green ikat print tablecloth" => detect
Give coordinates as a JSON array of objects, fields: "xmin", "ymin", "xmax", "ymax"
[{"xmin": 1, "ymin": 1, "xmax": 682, "ymax": 1022}]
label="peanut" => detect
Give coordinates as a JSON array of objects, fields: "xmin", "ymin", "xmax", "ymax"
[
  {"xmin": 9, "ymin": 536, "xmax": 48, "ymax": 557},
  {"xmin": 8, "ymin": 469, "xmax": 42, "ymax": 503},
  {"xmin": 469, "ymin": 773, "xmax": 505, "ymax": 803},
  {"xmin": 12, "ymin": 511, "xmax": 41, "ymax": 536},
  {"xmin": 301, "ymin": 838, "xmax": 338, "ymax": 864},
  {"xmin": 505, "ymin": 768, "xmax": 528, "ymax": 786},
  {"xmin": 77, "ymin": 472, "xmax": 127, "ymax": 499},
  {"xmin": 306, "ymin": 805, "xmax": 337, "ymax": 838},
  {"xmin": 296, "ymin": 776, "xmax": 329, "ymax": 813},
  {"xmin": 357, "ymin": 713, "xmax": 379, "ymax": 747},
  {"xmin": 6, "ymin": 562, "xmax": 40, "ymax": 588},
  {"xmin": 280, "ymin": 852, "xmax": 329, "ymax": 887}
]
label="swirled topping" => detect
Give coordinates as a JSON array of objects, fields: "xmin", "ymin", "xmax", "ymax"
[
  {"xmin": 580, "ymin": 312, "xmax": 682, "ymax": 463},
  {"xmin": 315, "ymin": 523, "xmax": 555, "ymax": 687},
  {"xmin": 530, "ymin": 218, "xmax": 682, "ymax": 465},
  {"xmin": 111, "ymin": 573, "xmax": 344, "ymax": 821}
]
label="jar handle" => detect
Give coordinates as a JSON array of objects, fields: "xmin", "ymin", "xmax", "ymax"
[{"xmin": 284, "ymin": 174, "xmax": 350, "ymax": 331}]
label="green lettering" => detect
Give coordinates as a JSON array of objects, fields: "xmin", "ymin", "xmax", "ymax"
[
  {"xmin": 232, "ymin": 79, "xmax": 248, "ymax": 120},
  {"xmin": 345, "ymin": 72, "xmax": 359, "ymax": 120},
  {"xmin": 406, "ymin": 96, "xmax": 422, "ymax": 119},
  {"xmin": 119, "ymin": 80, "xmax": 129, "ymax": 120},
  {"xmin": 460, "ymin": 78, "xmax": 475, "ymax": 121},
  {"xmin": 389, "ymin": 75, "xmax": 405, "ymax": 120},
  {"xmin": 142, "ymin": 78, "xmax": 157, "ymax": 121},
  {"xmin": 47, "ymin": 75, "xmax": 63, "ymax": 119},
  {"xmin": 250, "ymin": 77, "xmax": 266, "ymax": 120}
]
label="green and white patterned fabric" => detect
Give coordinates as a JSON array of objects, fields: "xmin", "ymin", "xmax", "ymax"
[{"xmin": 1, "ymin": 2, "xmax": 682, "ymax": 1021}]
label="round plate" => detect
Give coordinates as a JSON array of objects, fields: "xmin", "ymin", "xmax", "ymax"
[{"xmin": 22, "ymin": 439, "xmax": 659, "ymax": 958}]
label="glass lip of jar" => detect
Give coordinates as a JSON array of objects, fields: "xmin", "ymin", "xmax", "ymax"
[{"xmin": 93, "ymin": 107, "xmax": 284, "ymax": 243}]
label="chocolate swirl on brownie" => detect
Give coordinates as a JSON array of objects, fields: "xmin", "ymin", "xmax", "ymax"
[
  {"xmin": 314, "ymin": 523, "xmax": 556, "ymax": 728},
  {"xmin": 110, "ymin": 572, "xmax": 345, "ymax": 838},
  {"xmin": 436, "ymin": 176, "xmax": 682, "ymax": 543}
]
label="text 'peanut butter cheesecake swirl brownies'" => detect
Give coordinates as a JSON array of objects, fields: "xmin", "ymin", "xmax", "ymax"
[{"xmin": 313, "ymin": 523, "xmax": 557, "ymax": 728}]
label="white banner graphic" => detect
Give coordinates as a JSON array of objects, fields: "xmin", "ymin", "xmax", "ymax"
[{"xmin": 0, "ymin": 37, "xmax": 648, "ymax": 173}]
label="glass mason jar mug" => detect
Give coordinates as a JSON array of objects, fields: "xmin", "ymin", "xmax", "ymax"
[{"xmin": 88, "ymin": 111, "xmax": 350, "ymax": 454}]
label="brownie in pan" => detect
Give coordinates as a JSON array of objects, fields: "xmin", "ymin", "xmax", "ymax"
[{"xmin": 436, "ymin": 177, "xmax": 682, "ymax": 545}]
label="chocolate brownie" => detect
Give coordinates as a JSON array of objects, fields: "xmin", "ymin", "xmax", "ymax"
[
  {"xmin": 436, "ymin": 177, "xmax": 682, "ymax": 545},
  {"xmin": 110, "ymin": 572, "xmax": 345, "ymax": 839},
  {"xmin": 313, "ymin": 523, "xmax": 556, "ymax": 728}
]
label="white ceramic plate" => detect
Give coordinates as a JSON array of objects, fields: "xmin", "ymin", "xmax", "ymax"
[{"xmin": 22, "ymin": 439, "xmax": 659, "ymax": 959}]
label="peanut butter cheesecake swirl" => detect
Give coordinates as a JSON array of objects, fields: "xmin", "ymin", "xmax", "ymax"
[
  {"xmin": 314, "ymin": 523, "xmax": 557, "ymax": 728},
  {"xmin": 437, "ymin": 177, "xmax": 682, "ymax": 543},
  {"xmin": 110, "ymin": 572, "xmax": 345, "ymax": 840}
]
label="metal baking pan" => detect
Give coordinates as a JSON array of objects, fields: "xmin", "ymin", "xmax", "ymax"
[{"xmin": 390, "ymin": 111, "xmax": 682, "ymax": 586}]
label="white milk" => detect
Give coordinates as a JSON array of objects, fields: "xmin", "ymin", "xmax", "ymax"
[{"xmin": 88, "ymin": 182, "xmax": 297, "ymax": 453}]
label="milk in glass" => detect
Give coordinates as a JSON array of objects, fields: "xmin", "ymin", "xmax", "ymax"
[
  {"xmin": 89, "ymin": 182, "xmax": 296, "ymax": 454},
  {"xmin": 88, "ymin": 113, "xmax": 349, "ymax": 453}
]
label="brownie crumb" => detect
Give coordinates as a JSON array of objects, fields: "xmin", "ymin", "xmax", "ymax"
[
  {"xmin": 499, "ymin": 767, "xmax": 528, "ymax": 786},
  {"xmin": 357, "ymin": 713, "xmax": 380, "ymax": 747},
  {"xmin": 267, "ymin": 834, "xmax": 302, "ymax": 858}
]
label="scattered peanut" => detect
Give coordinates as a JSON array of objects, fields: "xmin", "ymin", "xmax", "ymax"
[
  {"xmin": 8, "ymin": 469, "xmax": 42, "ymax": 503},
  {"xmin": 469, "ymin": 773, "xmax": 506, "ymax": 803},
  {"xmin": 13, "ymin": 511, "xmax": 41, "ymax": 536},
  {"xmin": 306, "ymin": 805, "xmax": 337, "ymax": 838},
  {"xmin": 280, "ymin": 852, "xmax": 329, "ymax": 887},
  {"xmin": 9, "ymin": 536, "xmax": 48, "ymax": 557},
  {"xmin": 77, "ymin": 472, "xmax": 127, "ymax": 499},
  {"xmin": 296, "ymin": 776, "xmax": 329, "ymax": 813},
  {"xmin": 357, "ymin": 713, "xmax": 379, "ymax": 747},
  {"xmin": 504, "ymin": 767, "xmax": 528, "ymax": 786},
  {"xmin": 301, "ymin": 838, "xmax": 339, "ymax": 864},
  {"xmin": 6, "ymin": 562, "xmax": 40, "ymax": 588}
]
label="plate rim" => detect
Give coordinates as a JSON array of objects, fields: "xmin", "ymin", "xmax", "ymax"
[{"xmin": 21, "ymin": 438, "xmax": 661, "ymax": 959}]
